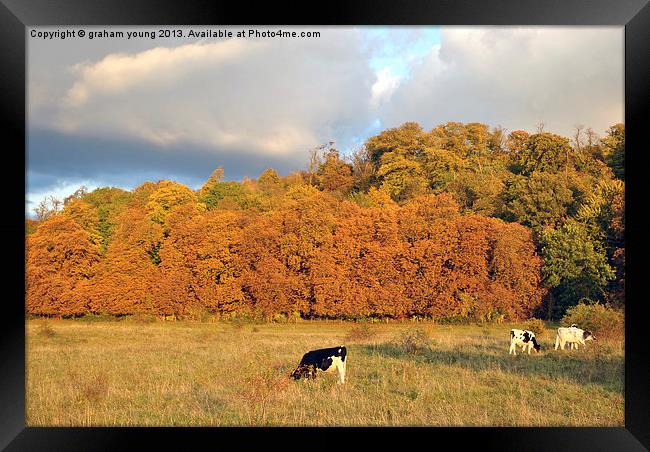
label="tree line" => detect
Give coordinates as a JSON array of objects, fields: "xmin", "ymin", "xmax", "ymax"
[{"xmin": 26, "ymin": 121, "xmax": 624, "ymax": 321}]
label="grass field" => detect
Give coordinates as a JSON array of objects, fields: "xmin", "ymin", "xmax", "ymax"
[{"xmin": 26, "ymin": 318, "xmax": 624, "ymax": 426}]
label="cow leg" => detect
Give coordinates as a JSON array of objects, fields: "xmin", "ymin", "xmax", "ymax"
[
  {"xmin": 336, "ymin": 360, "xmax": 346, "ymax": 384},
  {"xmin": 509, "ymin": 342, "xmax": 515, "ymax": 355}
]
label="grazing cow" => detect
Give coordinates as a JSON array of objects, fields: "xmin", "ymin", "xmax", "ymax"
[
  {"xmin": 291, "ymin": 346, "xmax": 347, "ymax": 384},
  {"xmin": 554, "ymin": 325, "xmax": 595, "ymax": 350},
  {"xmin": 509, "ymin": 329, "xmax": 541, "ymax": 355}
]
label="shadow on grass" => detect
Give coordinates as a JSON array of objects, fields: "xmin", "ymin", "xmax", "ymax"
[{"xmin": 360, "ymin": 341, "xmax": 624, "ymax": 394}]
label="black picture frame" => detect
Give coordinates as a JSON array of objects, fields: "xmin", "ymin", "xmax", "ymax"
[{"xmin": 2, "ymin": 0, "xmax": 648, "ymax": 449}]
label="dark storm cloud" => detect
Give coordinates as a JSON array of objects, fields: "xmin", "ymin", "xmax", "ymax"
[{"xmin": 27, "ymin": 128, "xmax": 302, "ymax": 192}]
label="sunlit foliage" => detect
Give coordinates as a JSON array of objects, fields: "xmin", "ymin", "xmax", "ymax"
[{"xmin": 26, "ymin": 121, "xmax": 624, "ymax": 319}]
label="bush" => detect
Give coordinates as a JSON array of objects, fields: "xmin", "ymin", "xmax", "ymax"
[
  {"xmin": 272, "ymin": 313, "xmax": 288, "ymax": 323},
  {"xmin": 521, "ymin": 318, "xmax": 547, "ymax": 338},
  {"xmin": 561, "ymin": 301, "xmax": 624, "ymax": 339},
  {"xmin": 393, "ymin": 328, "xmax": 432, "ymax": 355},
  {"xmin": 435, "ymin": 316, "xmax": 472, "ymax": 325},
  {"xmin": 183, "ymin": 307, "xmax": 212, "ymax": 322},
  {"xmin": 130, "ymin": 313, "xmax": 157, "ymax": 324},
  {"xmin": 79, "ymin": 313, "xmax": 117, "ymax": 323}
]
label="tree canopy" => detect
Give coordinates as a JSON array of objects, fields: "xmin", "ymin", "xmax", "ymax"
[{"xmin": 26, "ymin": 121, "xmax": 625, "ymax": 320}]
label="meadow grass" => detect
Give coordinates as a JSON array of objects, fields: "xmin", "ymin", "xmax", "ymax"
[{"xmin": 26, "ymin": 319, "xmax": 624, "ymax": 426}]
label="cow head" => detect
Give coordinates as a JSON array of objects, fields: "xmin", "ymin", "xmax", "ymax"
[
  {"xmin": 583, "ymin": 330, "xmax": 595, "ymax": 341},
  {"xmin": 531, "ymin": 336, "xmax": 541, "ymax": 352},
  {"xmin": 291, "ymin": 365, "xmax": 314, "ymax": 380}
]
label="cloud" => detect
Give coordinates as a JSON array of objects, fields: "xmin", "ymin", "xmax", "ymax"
[
  {"xmin": 27, "ymin": 27, "xmax": 623, "ymax": 216},
  {"xmin": 370, "ymin": 67, "xmax": 402, "ymax": 108},
  {"xmin": 379, "ymin": 27, "xmax": 623, "ymax": 136},
  {"xmin": 35, "ymin": 28, "xmax": 376, "ymax": 158},
  {"xmin": 63, "ymin": 39, "xmax": 263, "ymax": 108}
]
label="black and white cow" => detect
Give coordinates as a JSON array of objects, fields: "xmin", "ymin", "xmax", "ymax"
[
  {"xmin": 554, "ymin": 325, "xmax": 595, "ymax": 350},
  {"xmin": 291, "ymin": 346, "xmax": 347, "ymax": 384},
  {"xmin": 509, "ymin": 329, "xmax": 541, "ymax": 355}
]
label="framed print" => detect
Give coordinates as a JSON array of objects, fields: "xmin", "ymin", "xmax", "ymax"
[{"xmin": 2, "ymin": 0, "xmax": 649, "ymax": 449}]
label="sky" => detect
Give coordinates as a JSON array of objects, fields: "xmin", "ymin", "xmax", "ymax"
[{"xmin": 27, "ymin": 26, "xmax": 624, "ymax": 217}]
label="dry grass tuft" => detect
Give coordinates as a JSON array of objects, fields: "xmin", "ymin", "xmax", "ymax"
[
  {"xmin": 346, "ymin": 325, "xmax": 378, "ymax": 342},
  {"xmin": 80, "ymin": 372, "xmax": 109, "ymax": 404},
  {"xmin": 229, "ymin": 320, "xmax": 246, "ymax": 331},
  {"xmin": 38, "ymin": 322, "xmax": 56, "ymax": 338},
  {"xmin": 237, "ymin": 366, "xmax": 291, "ymax": 425}
]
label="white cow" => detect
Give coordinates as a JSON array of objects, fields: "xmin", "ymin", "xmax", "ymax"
[
  {"xmin": 509, "ymin": 329, "xmax": 541, "ymax": 355},
  {"xmin": 554, "ymin": 325, "xmax": 595, "ymax": 350}
]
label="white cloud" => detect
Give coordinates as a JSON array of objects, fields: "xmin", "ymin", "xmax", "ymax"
[
  {"xmin": 36, "ymin": 29, "xmax": 376, "ymax": 157},
  {"xmin": 379, "ymin": 27, "xmax": 624, "ymax": 136},
  {"xmin": 63, "ymin": 39, "xmax": 265, "ymax": 108},
  {"xmin": 370, "ymin": 67, "xmax": 402, "ymax": 108}
]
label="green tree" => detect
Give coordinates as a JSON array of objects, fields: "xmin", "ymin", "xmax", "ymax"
[
  {"xmin": 447, "ymin": 171, "xmax": 506, "ymax": 217},
  {"xmin": 200, "ymin": 181, "xmax": 257, "ymax": 210},
  {"xmin": 540, "ymin": 221, "xmax": 615, "ymax": 317},
  {"xmin": 365, "ymin": 122, "xmax": 428, "ymax": 166},
  {"xmin": 199, "ymin": 167, "xmax": 258, "ymax": 210},
  {"xmin": 377, "ymin": 152, "xmax": 429, "ymax": 203},
  {"xmin": 501, "ymin": 172, "xmax": 575, "ymax": 230},
  {"xmin": 516, "ymin": 133, "xmax": 573, "ymax": 176}
]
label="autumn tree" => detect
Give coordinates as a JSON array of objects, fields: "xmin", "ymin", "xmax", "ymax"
[
  {"xmin": 87, "ymin": 207, "xmax": 164, "ymax": 315},
  {"xmin": 316, "ymin": 149, "xmax": 355, "ymax": 195},
  {"xmin": 26, "ymin": 215, "xmax": 102, "ymax": 316},
  {"xmin": 25, "ymin": 120, "xmax": 623, "ymax": 320},
  {"xmin": 602, "ymin": 123, "xmax": 625, "ymax": 180},
  {"xmin": 257, "ymin": 168, "xmax": 282, "ymax": 194},
  {"xmin": 78, "ymin": 187, "xmax": 131, "ymax": 252}
]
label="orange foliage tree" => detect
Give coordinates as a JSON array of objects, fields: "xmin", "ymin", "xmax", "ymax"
[
  {"xmin": 26, "ymin": 215, "xmax": 102, "ymax": 316},
  {"xmin": 28, "ymin": 119, "xmax": 571, "ymax": 320}
]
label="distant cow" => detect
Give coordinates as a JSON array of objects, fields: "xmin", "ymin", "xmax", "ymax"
[
  {"xmin": 291, "ymin": 346, "xmax": 347, "ymax": 384},
  {"xmin": 554, "ymin": 325, "xmax": 594, "ymax": 350},
  {"xmin": 509, "ymin": 329, "xmax": 541, "ymax": 355}
]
